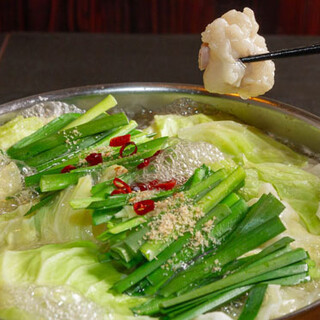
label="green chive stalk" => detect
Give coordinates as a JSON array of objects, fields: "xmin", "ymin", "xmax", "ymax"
[
  {"xmin": 14, "ymin": 113, "xmax": 128, "ymax": 160},
  {"xmin": 63, "ymin": 94, "xmax": 117, "ymax": 130},
  {"xmin": 161, "ymin": 248, "xmax": 307, "ymax": 307},
  {"xmin": 7, "ymin": 113, "xmax": 81, "ymax": 157},
  {"xmin": 112, "ymin": 233, "xmax": 191, "ymax": 293},
  {"xmin": 144, "ymin": 199, "xmax": 247, "ymax": 293},
  {"xmin": 35, "ymin": 120, "xmax": 139, "ymax": 171},
  {"xmin": 158, "ymin": 216, "xmax": 286, "ymax": 297},
  {"xmin": 238, "ymin": 285, "xmax": 268, "ymax": 320}
]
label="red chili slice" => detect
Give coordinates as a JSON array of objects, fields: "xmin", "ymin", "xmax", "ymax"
[
  {"xmin": 131, "ymin": 182, "xmax": 148, "ymax": 192},
  {"xmin": 85, "ymin": 153, "xmax": 103, "ymax": 166},
  {"xmin": 153, "ymin": 179, "xmax": 177, "ymax": 190},
  {"xmin": 109, "ymin": 134, "xmax": 131, "ymax": 147},
  {"xmin": 111, "ymin": 188, "xmax": 128, "ymax": 196},
  {"xmin": 133, "ymin": 200, "xmax": 155, "ymax": 216},
  {"xmin": 137, "ymin": 158, "xmax": 150, "ymax": 169},
  {"xmin": 137, "ymin": 149, "xmax": 162, "ymax": 169},
  {"xmin": 148, "ymin": 179, "xmax": 160, "ymax": 188},
  {"xmin": 119, "ymin": 141, "xmax": 137, "ymax": 158},
  {"xmin": 61, "ymin": 165, "xmax": 77, "ymax": 173},
  {"xmin": 113, "ymin": 178, "xmax": 132, "ymax": 193},
  {"xmin": 137, "ymin": 182, "xmax": 149, "ymax": 191}
]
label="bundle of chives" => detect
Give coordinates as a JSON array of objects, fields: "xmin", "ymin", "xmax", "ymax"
[
  {"xmin": 103, "ymin": 177, "xmax": 310, "ymax": 320},
  {"xmin": 14, "ymin": 95, "xmax": 164, "ymax": 216}
]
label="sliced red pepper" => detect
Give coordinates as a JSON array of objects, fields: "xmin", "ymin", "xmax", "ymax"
[
  {"xmin": 119, "ymin": 142, "xmax": 138, "ymax": 158},
  {"xmin": 137, "ymin": 158, "xmax": 150, "ymax": 169},
  {"xmin": 85, "ymin": 153, "xmax": 103, "ymax": 166},
  {"xmin": 130, "ymin": 179, "xmax": 176, "ymax": 192},
  {"xmin": 113, "ymin": 178, "xmax": 132, "ymax": 193},
  {"xmin": 153, "ymin": 179, "xmax": 177, "ymax": 190},
  {"xmin": 131, "ymin": 182, "xmax": 149, "ymax": 192},
  {"xmin": 111, "ymin": 188, "xmax": 128, "ymax": 196},
  {"xmin": 137, "ymin": 182, "xmax": 149, "ymax": 191},
  {"xmin": 109, "ymin": 134, "xmax": 131, "ymax": 147},
  {"xmin": 137, "ymin": 149, "xmax": 162, "ymax": 169},
  {"xmin": 133, "ymin": 200, "xmax": 155, "ymax": 216},
  {"xmin": 148, "ymin": 179, "xmax": 160, "ymax": 188},
  {"xmin": 61, "ymin": 165, "xmax": 77, "ymax": 173}
]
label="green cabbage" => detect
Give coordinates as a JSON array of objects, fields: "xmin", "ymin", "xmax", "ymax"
[
  {"xmin": 0, "ymin": 176, "xmax": 95, "ymax": 250},
  {"xmin": 0, "ymin": 241, "xmax": 147, "ymax": 320},
  {"xmin": 177, "ymin": 121, "xmax": 306, "ymax": 166},
  {"xmin": 238, "ymin": 168, "xmax": 264, "ymax": 200},
  {"xmin": 33, "ymin": 175, "xmax": 94, "ymax": 244},
  {"xmin": 0, "ymin": 161, "xmax": 22, "ymax": 200},
  {"xmin": 148, "ymin": 115, "xmax": 306, "ymax": 166},
  {"xmin": 0, "ymin": 308, "xmax": 32, "ymax": 320},
  {"xmin": 148, "ymin": 114, "xmax": 214, "ymax": 138},
  {"xmin": 243, "ymin": 161, "xmax": 320, "ymax": 234},
  {"xmin": 0, "ymin": 116, "xmax": 44, "ymax": 150},
  {"xmin": 0, "ymin": 203, "xmax": 36, "ymax": 249}
]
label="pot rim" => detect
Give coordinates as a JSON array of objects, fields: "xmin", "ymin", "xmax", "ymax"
[{"xmin": 1, "ymin": 82, "xmax": 320, "ymax": 128}]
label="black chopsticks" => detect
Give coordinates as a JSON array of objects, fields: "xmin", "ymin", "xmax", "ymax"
[{"xmin": 240, "ymin": 44, "xmax": 320, "ymax": 63}]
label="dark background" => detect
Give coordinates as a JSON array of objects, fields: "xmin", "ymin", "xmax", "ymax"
[{"xmin": 0, "ymin": 0, "xmax": 319, "ymax": 34}]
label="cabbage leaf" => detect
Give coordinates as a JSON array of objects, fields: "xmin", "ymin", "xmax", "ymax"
[
  {"xmin": 34, "ymin": 175, "xmax": 94, "ymax": 243},
  {"xmin": 0, "ymin": 116, "xmax": 44, "ymax": 150},
  {"xmin": 148, "ymin": 115, "xmax": 306, "ymax": 166},
  {"xmin": 177, "ymin": 121, "xmax": 306, "ymax": 166},
  {"xmin": 243, "ymin": 161, "xmax": 320, "ymax": 234},
  {"xmin": 0, "ymin": 176, "xmax": 95, "ymax": 250},
  {"xmin": 0, "ymin": 161, "xmax": 22, "ymax": 200},
  {"xmin": 0, "ymin": 241, "xmax": 147, "ymax": 320},
  {"xmin": 148, "ymin": 114, "xmax": 214, "ymax": 138}
]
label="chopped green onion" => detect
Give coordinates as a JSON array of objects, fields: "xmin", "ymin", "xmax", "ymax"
[
  {"xmin": 63, "ymin": 95, "xmax": 117, "ymax": 130},
  {"xmin": 238, "ymin": 285, "xmax": 268, "ymax": 320},
  {"xmin": 7, "ymin": 113, "xmax": 81, "ymax": 157}
]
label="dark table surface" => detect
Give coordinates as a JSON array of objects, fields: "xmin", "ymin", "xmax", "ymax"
[{"xmin": 0, "ymin": 33, "xmax": 319, "ymax": 115}]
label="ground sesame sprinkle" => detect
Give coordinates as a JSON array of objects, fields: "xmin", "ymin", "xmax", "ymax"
[
  {"xmin": 202, "ymin": 218, "xmax": 216, "ymax": 233},
  {"xmin": 144, "ymin": 193, "xmax": 210, "ymax": 251},
  {"xmin": 72, "ymin": 129, "xmax": 81, "ymax": 137}
]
